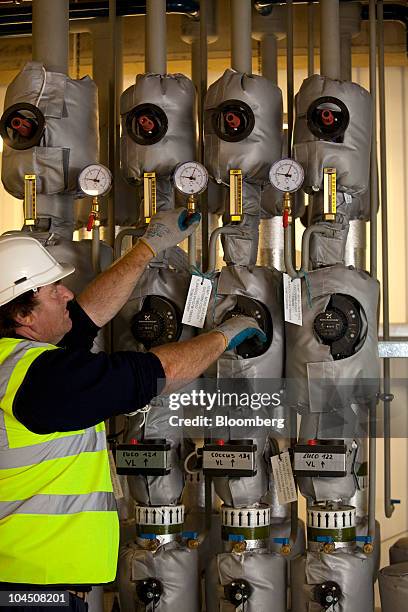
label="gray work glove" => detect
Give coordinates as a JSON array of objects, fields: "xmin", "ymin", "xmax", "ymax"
[
  {"xmin": 214, "ymin": 315, "xmax": 267, "ymax": 351},
  {"xmin": 140, "ymin": 207, "xmax": 201, "ymax": 256}
]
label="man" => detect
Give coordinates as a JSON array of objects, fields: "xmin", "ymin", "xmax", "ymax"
[{"xmin": 0, "ymin": 208, "xmax": 264, "ymax": 611}]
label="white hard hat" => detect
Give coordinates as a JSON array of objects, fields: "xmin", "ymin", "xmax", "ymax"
[{"xmin": 0, "ymin": 234, "xmax": 75, "ymax": 307}]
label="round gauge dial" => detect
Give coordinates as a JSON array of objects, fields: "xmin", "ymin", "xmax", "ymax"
[
  {"xmin": 78, "ymin": 163, "xmax": 112, "ymax": 197},
  {"xmin": 173, "ymin": 161, "xmax": 208, "ymax": 196},
  {"xmin": 269, "ymin": 158, "xmax": 304, "ymax": 193}
]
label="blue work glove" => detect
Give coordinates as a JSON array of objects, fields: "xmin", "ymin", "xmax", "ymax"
[
  {"xmin": 140, "ymin": 207, "xmax": 201, "ymax": 256},
  {"xmin": 214, "ymin": 315, "xmax": 267, "ymax": 351}
]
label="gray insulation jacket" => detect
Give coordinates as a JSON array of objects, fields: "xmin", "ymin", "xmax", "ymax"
[
  {"xmin": 285, "ymin": 264, "xmax": 380, "ymax": 414},
  {"xmin": 118, "ymin": 540, "xmax": 199, "ymax": 612},
  {"xmin": 379, "ymin": 562, "xmax": 408, "ymax": 611},
  {"xmin": 293, "ymin": 75, "xmax": 372, "ymax": 207},
  {"xmin": 206, "ymin": 550, "xmax": 287, "ymax": 612},
  {"xmin": 113, "ymin": 259, "xmax": 194, "ymax": 506},
  {"xmin": 204, "ymin": 69, "xmax": 283, "ymax": 190},
  {"xmin": 291, "ymin": 550, "xmax": 375, "ymax": 612},
  {"xmin": 120, "ymin": 73, "xmax": 196, "ymax": 181},
  {"xmin": 2, "ymin": 61, "xmax": 99, "ymax": 198}
]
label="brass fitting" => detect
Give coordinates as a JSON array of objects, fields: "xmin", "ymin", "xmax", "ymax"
[
  {"xmin": 233, "ymin": 541, "xmax": 247, "ymax": 554},
  {"xmin": 187, "ymin": 538, "xmax": 200, "ymax": 550},
  {"xmin": 363, "ymin": 542, "xmax": 374, "ymax": 555},
  {"xmin": 323, "ymin": 542, "xmax": 336, "ymax": 554},
  {"xmin": 280, "ymin": 544, "xmax": 292, "ymax": 556}
]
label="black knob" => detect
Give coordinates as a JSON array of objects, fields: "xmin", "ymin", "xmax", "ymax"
[
  {"xmin": 136, "ymin": 578, "xmax": 163, "ymax": 606},
  {"xmin": 314, "ymin": 581, "xmax": 342, "ymax": 609},
  {"xmin": 224, "ymin": 579, "xmax": 253, "ymax": 608}
]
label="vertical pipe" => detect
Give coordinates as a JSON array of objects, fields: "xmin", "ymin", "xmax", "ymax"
[
  {"xmin": 340, "ymin": 33, "xmax": 352, "ymax": 81},
  {"xmin": 369, "ymin": 0, "xmax": 378, "ymax": 278},
  {"xmin": 145, "ymin": 0, "xmax": 167, "ymax": 74},
  {"xmin": 32, "ymin": 0, "xmax": 69, "ymax": 73},
  {"xmin": 286, "ymin": 0, "xmax": 294, "ymax": 157},
  {"xmin": 200, "ymin": 0, "xmax": 209, "ymax": 271},
  {"xmin": 261, "ymin": 35, "xmax": 278, "ymax": 84},
  {"xmin": 307, "ymin": 2, "xmax": 314, "ymax": 77},
  {"xmin": 320, "ymin": 0, "xmax": 341, "ymax": 80},
  {"xmin": 231, "ymin": 0, "xmax": 252, "ymax": 74},
  {"xmin": 368, "ymin": 0, "xmax": 378, "ymax": 546},
  {"xmin": 378, "ymin": 0, "xmax": 394, "ymax": 519}
]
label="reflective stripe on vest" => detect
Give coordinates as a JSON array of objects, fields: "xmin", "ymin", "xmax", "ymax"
[{"xmin": 0, "ymin": 338, "xmax": 119, "ymax": 584}]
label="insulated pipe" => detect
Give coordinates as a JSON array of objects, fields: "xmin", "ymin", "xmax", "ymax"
[
  {"xmin": 145, "ymin": 0, "xmax": 167, "ymax": 74},
  {"xmin": 307, "ymin": 1, "xmax": 314, "ymax": 76},
  {"xmin": 284, "ymin": 225, "xmax": 298, "ymax": 278},
  {"xmin": 32, "ymin": 0, "xmax": 69, "ymax": 73},
  {"xmin": 320, "ymin": 0, "xmax": 341, "ymax": 80},
  {"xmin": 92, "ymin": 225, "xmax": 101, "ymax": 274},
  {"xmin": 300, "ymin": 224, "xmax": 336, "ymax": 271},
  {"xmin": 261, "ymin": 35, "xmax": 278, "ymax": 84},
  {"xmin": 378, "ymin": 0, "xmax": 395, "ymax": 519},
  {"xmin": 286, "ymin": 0, "xmax": 294, "ymax": 157},
  {"xmin": 231, "ymin": 0, "xmax": 252, "ymax": 74},
  {"xmin": 207, "ymin": 226, "xmax": 243, "ymax": 273},
  {"xmin": 369, "ymin": 0, "xmax": 378, "ymax": 278}
]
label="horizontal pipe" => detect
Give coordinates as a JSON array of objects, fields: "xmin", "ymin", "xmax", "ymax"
[{"xmin": 0, "ymin": 0, "xmax": 199, "ymax": 37}]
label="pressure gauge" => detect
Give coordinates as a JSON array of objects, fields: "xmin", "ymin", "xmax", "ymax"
[
  {"xmin": 173, "ymin": 161, "xmax": 208, "ymax": 196},
  {"xmin": 269, "ymin": 158, "xmax": 304, "ymax": 193},
  {"xmin": 78, "ymin": 163, "xmax": 112, "ymax": 197}
]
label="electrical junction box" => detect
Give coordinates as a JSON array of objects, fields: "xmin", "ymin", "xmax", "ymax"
[
  {"xmin": 201, "ymin": 441, "xmax": 257, "ymax": 477},
  {"xmin": 115, "ymin": 440, "xmax": 171, "ymax": 475},
  {"xmin": 294, "ymin": 443, "xmax": 347, "ymax": 477}
]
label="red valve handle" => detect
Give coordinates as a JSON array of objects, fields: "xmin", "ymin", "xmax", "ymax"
[
  {"xmin": 11, "ymin": 116, "xmax": 33, "ymax": 137},
  {"xmin": 138, "ymin": 115, "xmax": 155, "ymax": 131},
  {"xmin": 283, "ymin": 209, "xmax": 289, "ymax": 228},
  {"xmin": 225, "ymin": 112, "xmax": 241, "ymax": 129},
  {"xmin": 87, "ymin": 212, "xmax": 95, "ymax": 232},
  {"xmin": 321, "ymin": 109, "xmax": 335, "ymax": 126}
]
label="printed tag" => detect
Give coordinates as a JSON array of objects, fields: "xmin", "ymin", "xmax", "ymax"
[
  {"xmin": 271, "ymin": 451, "xmax": 298, "ymax": 505},
  {"xmin": 283, "ymin": 273, "xmax": 303, "ymax": 326},
  {"xmin": 108, "ymin": 450, "xmax": 124, "ymax": 500},
  {"xmin": 344, "ymin": 193, "xmax": 352, "ymax": 205},
  {"xmin": 182, "ymin": 274, "xmax": 212, "ymax": 328}
]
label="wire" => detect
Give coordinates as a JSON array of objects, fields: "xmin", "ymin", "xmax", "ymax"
[
  {"xmin": 184, "ymin": 450, "xmax": 200, "ymax": 475},
  {"xmin": 35, "ymin": 66, "xmax": 47, "ymax": 107},
  {"xmin": 124, "ymin": 404, "xmax": 151, "ymax": 429}
]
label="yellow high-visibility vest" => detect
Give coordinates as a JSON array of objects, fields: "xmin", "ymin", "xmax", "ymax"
[{"xmin": 0, "ymin": 338, "xmax": 119, "ymax": 584}]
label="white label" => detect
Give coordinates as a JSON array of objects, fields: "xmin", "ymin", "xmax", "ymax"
[
  {"xmin": 344, "ymin": 193, "xmax": 352, "ymax": 204},
  {"xmin": 283, "ymin": 273, "xmax": 303, "ymax": 326},
  {"xmin": 294, "ymin": 450, "xmax": 346, "ymax": 473},
  {"xmin": 271, "ymin": 451, "xmax": 298, "ymax": 505},
  {"xmin": 182, "ymin": 274, "xmax": 212, "ymax": 328},
  {"xmin": 108, "ymin": 450, "xmax": 124, "ymax": 500}
]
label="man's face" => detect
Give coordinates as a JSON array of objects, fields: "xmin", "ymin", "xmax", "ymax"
[{"xmin": 28, "ymin": 282, "xmax": 74, "ymax": 344}]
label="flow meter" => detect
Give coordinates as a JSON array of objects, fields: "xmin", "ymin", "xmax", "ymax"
[
  {"xmin": 173, "ymin": 161, "xmax": 208, "ymax": 196},
  {"xmin": 78, "ymin": 163, "xmax": 112, "ymax": 197},
  {"xmin": 269, "ymin": 158, "xmax": 304, "ymax": 194}
]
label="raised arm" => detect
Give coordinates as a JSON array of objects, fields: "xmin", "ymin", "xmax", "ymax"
[{"xmin": 77, "ymin": 208, "xmax": 200, "ymax": 327}]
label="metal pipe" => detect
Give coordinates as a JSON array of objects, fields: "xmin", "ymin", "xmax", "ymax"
[
  {"xmin": 114, "ymin": 227, "xmax": 143, "ymax": 260},
  {"xmin": 284, "ymin": 225, "xmax": 298, "ymax": 278},
  {"xmin": 261, "ymin": 34, "xmax": 278, "ymax": 84},
  {"xmin": 199, "ymin": 0, "xmax": 209, "ymax": 271},
  {"xmin": 231, "ymin": 0, "xmax": 252, "ymax": 74},
  {"xmin": 286, "ymin": 0, "xmax": 294, "ymax": 157},
  {"xmin": 340, "ymin": 33, "xmax": 352, "ymax": 81},
  {"xmin": 369, "ymin": 0, "xmax": 378, "ymax": 278},
  {"xmin": 207, "ymin": 226, "xmax": 242, "ymax": 273},
  {"xmin": 32, "ymin": 0, "xmax": 69, "ymax": 73},
  {"xmin": 107, "ymin": 0, "xmax": 118, "ymax": 247},
  {"xmin": 92, "ymin": 225, "xmax": 101, "ymax": 274},
  {"xmin": 188, "ymin": 232, "xmax": 196, "ymax": 268},
  {"xmin": 300, "ymin": 224, "xmax": 336, "ymax": 271},
  {"xmin": 368, "ymin": 399, "xmax": 376, "ymax": 543},
  {"xmin": 145, "ymin": 0, "xmax": 166, "ymax": 73},
  {"xmin": 320, "ymin": 0, "xmax": 341, "ymax": 80},
  {"xmin": 378, "ymin": 0, "xmax": 395, "ymax": 519},
  {"xmin": 307, "ymin": 1, "xmax": 314, "ymax": 76}
]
